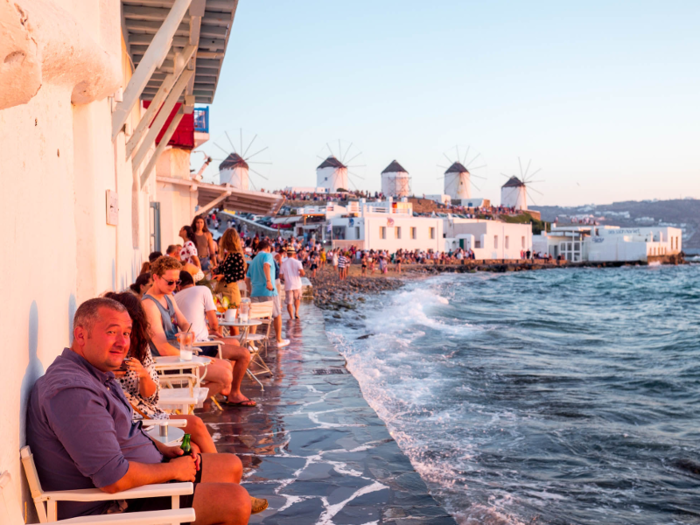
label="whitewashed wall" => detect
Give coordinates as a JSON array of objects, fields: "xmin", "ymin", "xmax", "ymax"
[{"xmin": 0, "ymin": 0, "xmax": 153, "ymax": 512}]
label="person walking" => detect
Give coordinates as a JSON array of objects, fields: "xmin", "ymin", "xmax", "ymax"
[
  {"xmin": 279, "ymin": 246, "xmax": 305, "ymax": 320},
  {"xmin": 191, "ymin": 215, "xmax": 218, "ymax": 271},
  {"xmin": 245, "ymin": 241, "xmax": 290, "ymax": 347}
]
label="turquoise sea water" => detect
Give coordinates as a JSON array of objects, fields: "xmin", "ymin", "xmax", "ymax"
[{"xmin": 326, "ymin": 265, "xmax": 700, "ymax": 525}]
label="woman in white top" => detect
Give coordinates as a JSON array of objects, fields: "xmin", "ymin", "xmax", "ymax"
[{"xmin": 179, "ymin": 225, "xmax": 201, "ymax": 268}]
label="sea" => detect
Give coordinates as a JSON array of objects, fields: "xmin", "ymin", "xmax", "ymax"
[{"xmin": 325, "ymin": 264, "xmax": 700, "ymax": 525}]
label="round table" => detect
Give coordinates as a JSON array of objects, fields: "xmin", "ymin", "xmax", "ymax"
[{"xmin": 219, "ymin": 319, "xmax": 262, "ymax": 348}]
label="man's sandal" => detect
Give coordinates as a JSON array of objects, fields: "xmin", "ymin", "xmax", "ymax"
[{"xmin": 251, "ymin": 497, "xmax": 269, "ymax": 514}]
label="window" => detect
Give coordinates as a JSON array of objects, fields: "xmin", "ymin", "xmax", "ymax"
[
  {"xmin": 494, "ymin": 235, "xmax": 499, "ymax": 249},
  {"xmin": 505, "ymin": 236, "xmax": 509, "ymax": 249},
  {"xmin": 521, "ymin": 236, "xmax": 525, "ymax": 249},
  {"xmin": 380, "ymin": 226, "xmax": 386, "ymax": 240},
  {"xmin": 411, "ymin": 227, "xmax": 417, "ymax": 240},
  {"xmin": 355, "ymin": 226, "xmax": 360, "ymax": 239},
  {"xmin": 396, "ymin": 227, "xmax": 401, "ymax": 239},
  {"xmin": 430, "ymin": 227, "xmax": 435, "ymax": 240},
  {"xmin": 475, "ymin": 240, "xmax": 482, "ymax": 248}
]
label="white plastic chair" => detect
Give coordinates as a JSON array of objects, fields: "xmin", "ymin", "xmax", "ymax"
[
  {"xmin": 246, "ymin": 302, "xmax": 274, "ymax": 383},
  {"xmin": 18, "ymin": 448, "xmax": 195, "ymax": 524}
]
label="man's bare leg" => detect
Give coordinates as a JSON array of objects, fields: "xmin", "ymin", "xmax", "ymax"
[
  {"xmin": 274, "ymin": 315, "xmax": 283, "ymax": 342},
  {"xmin": 218, "ymin": 340, "xmax": 253, "ymax": 404},
  {"xmin": 202, "ymin": 358, "xmax": 233, "ymax": 397},
  {"xmin": 286, "ymin": 302, "xmax": 294, "ymax": 320},
  {"xmin": 294, "ymin": 299, "xmax": 301, "ymax": 319},
  {"xmin": 192, "ymin": 454, "xmax": 249, "ymax": 525}
]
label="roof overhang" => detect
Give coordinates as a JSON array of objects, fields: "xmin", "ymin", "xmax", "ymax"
[
  {"xmin": 157, "ymin": 176, "xmax": 286, "ymax": 216},
  {"xmin": 122, "ymin": 0, "xmax": 239, "ymax": 105}
]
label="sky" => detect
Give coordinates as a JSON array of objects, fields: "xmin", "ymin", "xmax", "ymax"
[{"xmin": 195, "ymin": 0, "xmax": 700, "ymax": 207}]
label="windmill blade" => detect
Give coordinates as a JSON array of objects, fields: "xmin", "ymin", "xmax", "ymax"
[
  {"xmin": 524, "ymin": 159, "xmax": 532, "ymax": 178},
  {"xmin": 242, "ymin": 134, "xmax": 257, "ymax": 158},
  {"xmin": 344, "ymin": 151, "xmax": 363, "ymax": 166},
  {"xmin": 341, "ymin": 142, "xmax": 354, "ymax": 164},
  {"xmin": 471, "ymin": 173, "xmax": 486, "ymax": 180},
  {"xmin": 224, "ymin": 131, "xmax": 237, "ymax": 154},
  {"xmin": 471, "ymin": 181, "xmax": 482, "ymax": 192},
  {"xmin": 239, "ymin": 129, "xmax": 243, "ymax": 157},
  {"xmin": 437, "ymin": 164, "xmax": 448, "ymax": 170},
  {"xmin": 526, "ymin": 179, "xmax": 545, "ymax": 184},
  {"xmin": 524, "ymin": 168, "xmax": 542, "ymax": 182},
  {"xmin": 468, "ymin": 164, "xmax": 487, "ymax": 171},
  {"xmin": 326, "ymin": 143, "xmax": 334, "ymax": 157},
  {"xmin": 248, "ymin": 177, "xmax": 258, "ymax": 191},
  {"xmin": 246, "ymin": 146, "xmax": 269, "ymax": 160},
  {"xmin": 528, "ymin": 186, "xmax": 544, "ymax": 196},
  {"xmin": 346, "ymin": 164, "xmax": 366, "ymax": 169},
  {"xmin": 249, "ymin": 168, "xmax": 269, "ymax": 181},
  {"xmin": 248, "ymin": 161, "xmax": 273, "ymax": 165},
  {"xmin": 518, "ymin": 157, "xmax": 524, "ymax": 178},
  {"xmin": 461, "ymin": 146, "xmax": 471, "ymax": 165},
  {"xmin": 526, "ymin": 190, "xmax": 538, "ymax": 206},
  {"xmin": 443, "ymin": 152, "xmax": 453, "ymax": 164},
  {"xmin": 347, "ymin": 170, "xmax": 365, "ymax": 180},
  {"xmin": 213, "ymin": 141, "xmax": 230, "ymax": 156},
  {"xmin": 500, "ymin": 173, "xmax": 513, "ymax": 178},
  {"xmin": 317, "ymin": 155, "xmax": 326, "ymax": 161}
]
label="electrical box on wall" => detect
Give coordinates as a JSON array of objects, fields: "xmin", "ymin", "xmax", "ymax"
[{"xmin": 106, "ymin": 190, "xmax": 119, "ymax": 225}]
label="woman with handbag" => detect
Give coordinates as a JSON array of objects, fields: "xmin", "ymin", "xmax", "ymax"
[{"xmin": 212, "ymin": 228, "xmax": 247, "ymax": 332}]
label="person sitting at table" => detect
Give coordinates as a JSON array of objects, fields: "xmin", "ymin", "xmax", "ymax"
[
  {"xmin": 141, "ymin": 256, "xmax": 234, "ymax": 400},
  {"xmin": 105, "ymin": 292, "xmax": 217, "ymax": 452},
  {"xmin": 26, "ymin": 297, "xmax": 267, "ymax": 522},
  {"xmin": 128, "ymin": 272, "xmax": 152, "ymax": 299},
  {"xmin": 175, "ymin": 271, "xmax": 255, "ymax": 407}
]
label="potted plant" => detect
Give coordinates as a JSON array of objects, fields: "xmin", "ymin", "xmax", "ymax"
[{"xmin": 224, "ymin": 302, "xmax": 239, "ymax": 322}]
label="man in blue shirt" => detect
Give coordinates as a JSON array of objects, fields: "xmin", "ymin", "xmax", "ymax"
[
  {"xmin": 27, "ymin": 297, "xmax": 262, "ymax": 522},
  {"xmin": 245, "ymin": 241, "xmax": 289, "ymax": 347}
]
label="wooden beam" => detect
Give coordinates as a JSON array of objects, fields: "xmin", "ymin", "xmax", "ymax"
[
  {"xmin": 126, "ymin": 45, "xmax": 196, "ymax": 159},
  {"xmin": 132, "ymin": 69, "xmax": 193, "ymax": 172},
  {"xmin": 139, "ymin": 109, "xmax": 186, "ymax": 189},
  {"xmin": 124, "ymin": 19, "xmax": 189, "ymax": 36},
  {"xmin": 123, "ymin": 5, "xmax": 191, "ymax": 22},
  {"xmin": 112, "ymin": 0, "xmax": 192, "ymax": 140},
  {"xmin": 196, "ymin": 190, "xmax": 232, "ymax": 216}
]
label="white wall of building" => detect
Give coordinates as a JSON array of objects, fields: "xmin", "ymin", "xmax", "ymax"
[
  {"xmin": 156, "ymin": 148, "xmax": 199, "ymax": 248},
  {"xmin": 444, "ymin": 171, "xmax": 470, "ymax": 199},
  {"xmin": 381, "ymin": 172, "xmax": 411, "ymax": 197},
  {"xmin": 220, "ymin": 166, "xmax": 249, "ymax": 190},
  {"xmin": 316, "ymin": 166, "xmax": 348, "ymax": 192},
  {"xmin": 501, "ymin": 185, "xmax": 527, "ymax": 210},
  {"xmin": 444, "ymin": 220, "xmax": 532, "ymax": 259},
  {"xmin": 533, "ymin": 226, "xmax": 683, "ymax": 262},
  {"xmin": 0, "ymin": 0, "xmax": 155, "ymax": 509}
]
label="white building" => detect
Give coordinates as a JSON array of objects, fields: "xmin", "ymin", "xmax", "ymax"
[
  {"xmin": 329, "ymin": 199, "xmax": 443, "ymax": 252},
  {"xmin": 0, "ymin": 0, "xmax": 283, "ymax": 511},
  {"xmin": 444, "ymin": 162, "xmax": 471, "ymax": 199},
  {"xmin": 533, "ymin": 225, "xmax": 683, "ymax": 262},
  {"xmin": 219, "ymin": 153, "xmax": 249, "ymax": 190},
  {"xmin": 381, "ymin": 160, "xmax": 411, "ymax": 198},
  {"xmin": 444, "ymin": 219, "xmax": 533, "ymax": 259},
  {"xmin": 501, "ymin": 176, "xmax": 527, "ymax": 210},
  {"xmin": 316, "ymin": 156, "xmax": 348, "ymax": 193}
]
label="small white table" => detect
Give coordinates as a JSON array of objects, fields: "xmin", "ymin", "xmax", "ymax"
[
  {"xmin": 219, "ymin": 319, "xmax": 262, "ymax": 348},
  {"xmin": 154, "ymin": 355, "xmax": 211, "ymax": 371}
]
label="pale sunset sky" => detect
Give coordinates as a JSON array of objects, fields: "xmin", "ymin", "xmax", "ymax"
[{"xmin": 195, "ymin": 0, "xmax": 700, "ymax": 207}]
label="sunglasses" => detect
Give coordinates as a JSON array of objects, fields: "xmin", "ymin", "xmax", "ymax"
[{"xmin": 162, "ymin": 279, "xmax": 181, "ymax": 286}]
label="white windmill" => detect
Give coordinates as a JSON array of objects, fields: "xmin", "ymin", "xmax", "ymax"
[
  {"xmin": 500, "ymin": 158, "xmax": 544, "ymax": 210},
  {"xmin": 381, "ymin": 160, "xmax": 411, "ymax": 197},
  {"xmin": 315, "ymin": 140, "xmax": 365, "ymax": 192},
  {"xmin": 207, "ymin": 129, "xmax": 272, "ymax": 191},
  {"xmin": 437, "ymin": 146, "xmax": 486, "ymax": 200}
]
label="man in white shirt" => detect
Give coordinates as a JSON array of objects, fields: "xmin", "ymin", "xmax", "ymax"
[
  {"xmin": 279, "ymin": 246, "xmax": 305, "ymax": 320},
  {"xmin": 175, "ymin": 271, "xmax": 256, "ymax": 407}
]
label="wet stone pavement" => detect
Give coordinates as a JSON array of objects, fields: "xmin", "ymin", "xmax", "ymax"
[{"xmin": 199, "ymin": 302, "xmax": 456, "ymax": 525}]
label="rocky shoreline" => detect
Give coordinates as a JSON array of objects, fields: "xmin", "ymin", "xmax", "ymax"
[{"xmin": 309, "ymin": 256, "xmax": 686, "ymax": 311}]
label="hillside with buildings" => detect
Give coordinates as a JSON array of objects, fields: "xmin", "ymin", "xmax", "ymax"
[{"xmin": 532, "ymin": 199, "xmax": 700, "ymax": 250}]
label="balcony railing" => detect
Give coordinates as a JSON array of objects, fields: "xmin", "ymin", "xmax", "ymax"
[{"xmin": 194, "ymin": 107, "xmax": 209, "ymax": 133}]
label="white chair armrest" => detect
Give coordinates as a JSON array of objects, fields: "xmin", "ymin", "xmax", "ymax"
[
  {"xmin": 55, "ymin": 508, "xmax": 196, "ymax": 525},
  {"xmin": 140, "ymin": 419, "xmax": 187, "ymax": 428},
  {"xmin": 41, "ymin": 482, "xmax": 193, "ymax": 502},
  {"xmin": 193, "ymin": 340, "xmax": 224, "ymax": 347}
]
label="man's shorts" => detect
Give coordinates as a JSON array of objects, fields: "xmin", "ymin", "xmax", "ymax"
[
  {"xmin": 197, "ymin": 344, "xmax": 220, "ymax": 358},
  {"xmin": 251, "ymin": 295, "xmax": 281, "ymax": 318},
  {"xmin": 285, "ymin": 289, "xmax": 301, "ymax": 305}
]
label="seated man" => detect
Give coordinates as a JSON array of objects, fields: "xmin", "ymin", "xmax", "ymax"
[
  {"xmin": 142, "ymin": 256, "xmax": 233, "ymax": 399},
  {"xmin": 26, "ymin": 297, "xmax": 266, "ymax": 523},
  {"xmin": 175, "ymin": 271, "xmax": 256, "ymax": 407}
]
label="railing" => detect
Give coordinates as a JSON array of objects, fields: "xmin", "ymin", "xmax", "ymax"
[{"xmin": 193, "ymin": 107, "xmax": 209, "ymax": 133}]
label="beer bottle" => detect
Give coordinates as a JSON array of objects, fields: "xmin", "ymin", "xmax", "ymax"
[{"xmin": 180, "ymin": 433, "xmax": 192, "ymax": 455}]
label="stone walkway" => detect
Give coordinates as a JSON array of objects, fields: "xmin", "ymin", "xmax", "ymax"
[{"xmin": 199, "ymin": 303, "xmax": 456, "ymax": 525}]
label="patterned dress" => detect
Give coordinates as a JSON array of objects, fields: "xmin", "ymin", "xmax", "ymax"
[{"xmin": 117, "ymin": 348, "xmax": 168, "ymax": 420}]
